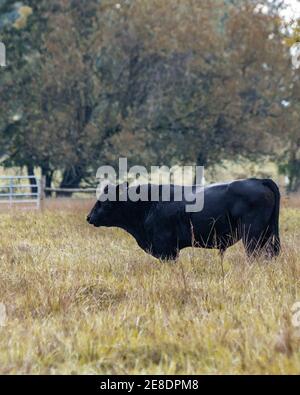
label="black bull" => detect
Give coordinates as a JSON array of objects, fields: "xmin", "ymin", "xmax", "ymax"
[{"xmin": 87, "ymin": 178, "xmax": 280, "ymax": 260}]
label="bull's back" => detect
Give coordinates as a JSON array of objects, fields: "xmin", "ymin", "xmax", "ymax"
[
  {"xmin": 227, "ymin": 178, "xmax": 275, "ymax": 218},
  {"xmin": 190, "ymin": 179, "xmax": 274, "ymax": 248}
]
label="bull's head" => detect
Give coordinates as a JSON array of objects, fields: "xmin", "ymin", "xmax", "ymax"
[{"xmin": 87, "ymin": 183, "xmax": 128, "ymax": 227}]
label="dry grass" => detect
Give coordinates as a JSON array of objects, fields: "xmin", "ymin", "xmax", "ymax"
[{"xmin": 0, "ymin": 201, "xmax": 299, "ymax": 374}]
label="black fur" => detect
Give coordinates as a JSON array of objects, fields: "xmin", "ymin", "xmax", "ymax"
[{"xmin": 87, "ymin": 178, "xmax": 281, "ymax": 260}]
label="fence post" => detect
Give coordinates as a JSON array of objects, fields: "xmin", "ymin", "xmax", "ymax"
[
  {"xmin": 39, "ymin": 176, "xmax": 46, "ymax": 211},
  {"xmin": 9, "ymin": 177, "xmax": 13, "ymax": 207}
]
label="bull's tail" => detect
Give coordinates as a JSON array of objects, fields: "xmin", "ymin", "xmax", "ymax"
[{"xmin": 262, "ymin": 179, "xmax": 281, "ymax": 257}]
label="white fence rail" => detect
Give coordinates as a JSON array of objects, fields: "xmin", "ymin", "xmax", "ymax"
[{"xmin": 0, "ymin": 176, "xmax": 41, "ymax": 209}]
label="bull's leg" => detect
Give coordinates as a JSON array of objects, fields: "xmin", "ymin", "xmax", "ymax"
[
  {"xmin": 258, "ymin": 228, "xmax": 278, "ymax": 259},
  {"xmin": 151, "ymin": 233, "xmax": 179, "ymax": 261},
  {"xmin": 158, "ymin": 250, "xmax": 179, "ymax": 262},
  {"xmin": 240, "ymin": 214, "xmax": 272, "ymax": 259},
  {"xmin": 150, "ymin": 247, "xmax": 178, "ymax": 262}
]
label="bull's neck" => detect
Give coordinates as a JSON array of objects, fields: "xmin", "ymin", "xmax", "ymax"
[{"xmin": 116, "ymin": 200, "xmax": 153, "ymax": 240}]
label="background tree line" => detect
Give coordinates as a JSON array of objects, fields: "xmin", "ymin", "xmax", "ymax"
[{"xmin": 0, "ymin": 0, "xmax": 299, "ymax": 192}]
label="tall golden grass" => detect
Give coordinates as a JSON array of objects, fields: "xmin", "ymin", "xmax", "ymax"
[{"xmin": 0, "ymin": 200, "xmax": 299, "ymax": 374}]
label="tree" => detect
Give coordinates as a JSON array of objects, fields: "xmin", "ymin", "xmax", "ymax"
[
  {"xmin": 94, "ymin": 0, "xmax": 291, "ymax": 173},
  {"xmin": 0, "ymin": 0, "xmax": 298, "ymax": 192},
  {"xmin": 0, "ymin": 1, "xmax": 107, "ymax": 192},
  {"xmin": 272, "ymin": 19, "xmax": 300, "ymax": 192}
]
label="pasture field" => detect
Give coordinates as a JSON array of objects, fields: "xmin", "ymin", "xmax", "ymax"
[{"xmin": 0, "ymin": 199, "xmax": 299, "ymax": 374}]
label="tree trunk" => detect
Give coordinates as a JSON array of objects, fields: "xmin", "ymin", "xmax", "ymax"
[
  {"xmin": 286, "ymin": 156, "xmax": 300, "ymax": 193},
  {"xmin": 41, "ymin": 165, "xmax": 53, "ymax": 197},
  {"xmin": 26, "ymin": 164, "xmax": 38, "ymax": 194},
  {"xmin": 58, "ymin": 166, "xmax": 83, "ymax": 197},
  {"xmin": 195, "ymin": 152, "xmax": 208, "ymax": 184}
]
